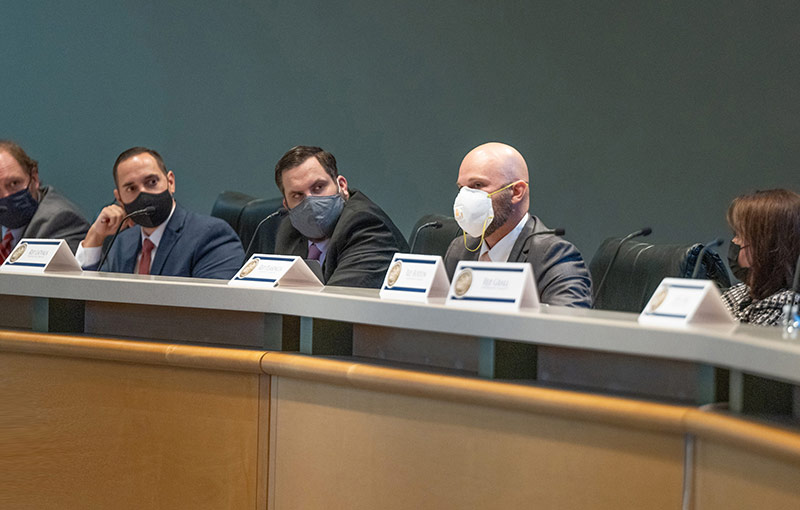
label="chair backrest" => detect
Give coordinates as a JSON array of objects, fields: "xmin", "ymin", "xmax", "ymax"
[
  {"xmin": 210, "ymin": 191, "xmax": 256, "ymax": 235},
  {"xmin": 211, "ymin": 191, "xmax": 283, "ymax": 252},
  {"xmin": 239, "ymin": 196, "xmax": 284, "ymax": 253},
  {"xmin": 589, "ymin": 239, "xmax": 731, "ymax": 312},
  {"xmin": 409, "ymin": 214, "xmax": 462, "ymax": 257}
]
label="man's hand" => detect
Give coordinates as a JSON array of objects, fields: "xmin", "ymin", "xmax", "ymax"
[{"xmin": 82, "ymin": 204, "xmax": 131, "ymax": 247}]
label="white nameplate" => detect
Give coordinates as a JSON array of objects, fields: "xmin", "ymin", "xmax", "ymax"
[
  {"xmin": 379, "ymin": 253, "xmax": 450, "ymax": 303},
  {"xmin": 228, "ymin": 254, "xmax": 323, "ymax": 288},
  {"xmin": 638, "ymin": 277, "xmax": 735, "ymax": 326},
  {"xmin": 445, "ymin": 261, "xmax": 539, "ymax": 311},
  {"xmin": 0, "ymin": 239, "xmax": 81, "ymax": 274}
]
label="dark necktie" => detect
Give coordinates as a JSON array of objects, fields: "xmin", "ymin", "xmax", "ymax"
[
  {"xmin": 0, "ymin": 232, "xmax": 14, "ymax": 264},
  {"xmin": 138, "ymin": 238, "xmax": 155, "ymax": 275}
]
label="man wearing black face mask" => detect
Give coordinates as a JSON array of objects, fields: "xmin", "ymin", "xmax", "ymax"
[
  {"xmin": 0, "ymin": 140, "xmax": 90, "ymax": 262},
  {"xmin": 246, "ymin": 146, "xmax": 408, "ymax": 288},
  {"xmin": 76, "ymin": 147, "xmax": 244, "ymax": 279}
]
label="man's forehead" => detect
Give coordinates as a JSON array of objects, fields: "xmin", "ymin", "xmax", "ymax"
[
  {"xmin": 283, "ymin": 158, "xmax": 333, "ymax": 187},
  {"xmin": 0, "ymin": 151, "xmax": 26, "ymax": 177}
]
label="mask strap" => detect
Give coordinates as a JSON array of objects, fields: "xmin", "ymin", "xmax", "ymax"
[
  {"xmin": 487, "ymin": 181, "xmax": 516, "ymax": 197},
  {"xmin": 462, "ymin": 215, "xmax": 490, "ymax": 253}
]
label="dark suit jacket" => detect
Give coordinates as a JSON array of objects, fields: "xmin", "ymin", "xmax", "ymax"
[
  {"xmin": 21, "ymin": 186, "xmax": 90, "ymax": 253},
  {"xmin": 250, "ymin": 190, "xmax": 408, "ymax": 288},
  {"xmin": 91, "ymin": 203, "xmax": 244, "ymax": 280},
  {"xmin": 444, "ymin": 215, "xmax": 592, "ymax": 307}
]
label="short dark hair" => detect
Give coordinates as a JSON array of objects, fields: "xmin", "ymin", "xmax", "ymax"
[
  {"xmin": 113, "ymin": 147, "xmax": 168, "ymax": 185},
  {"xmin": 0, "ymin": 140, "xmax": 38, "ymax": 176},
  {"xmin": 727, "ymin": 188, "xmax": 800, "ymax": 299},
  {"xmin": 274, "ymin": 146, "xmax": 338, "ymax": 194}
]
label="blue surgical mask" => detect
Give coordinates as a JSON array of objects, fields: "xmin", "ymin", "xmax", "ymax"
[
  {"xmin": 0, "ymin": 186, "xmax": 39, "ymax": 229},
  {"xmin": 287, "ymin": 191, "xmax": 345, "ymax": 240}
]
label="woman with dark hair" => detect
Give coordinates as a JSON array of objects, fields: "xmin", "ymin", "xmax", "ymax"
[{"xmin": 721, "ymin": 189, "xmax": 800, "ymax": 326}]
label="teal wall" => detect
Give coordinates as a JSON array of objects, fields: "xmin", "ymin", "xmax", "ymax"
[{"xmin": 3, "ymin": 1, "xmax": 798, "ymax": 258}]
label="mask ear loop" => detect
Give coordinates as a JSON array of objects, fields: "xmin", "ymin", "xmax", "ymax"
[{"xmin": 463, "ymin": 215, "xmax": 490, "ymax": 253}]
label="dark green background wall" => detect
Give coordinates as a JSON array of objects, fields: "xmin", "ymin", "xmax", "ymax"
[{"xmin": 3, "ymin": 1, "xmax": 797, "ymax": 259}]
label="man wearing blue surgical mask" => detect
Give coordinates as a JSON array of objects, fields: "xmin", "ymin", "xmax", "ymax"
[
  {"xmin": 246, "ymin": 145, "xmax": 408, "ymax": 288},
  {"xmin": 76, "ymin": 147, "xmax": 243, "ymax": 279},
  {"xmin": 444, "ymin": 142, "xmax": 592, "ymax": 308},
  {"xmin": 0, "ymin": 140, "xmax": 89, "ymax": 263}
]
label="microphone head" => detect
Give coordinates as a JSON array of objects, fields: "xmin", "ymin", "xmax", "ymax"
[
  {"xmin": 710, "ymin": 237, "xmax": 724, "ymax": 247},
  {"xmin": 553, "ymin": 228, "xmax": 566, "ymax": 236},
  {"xmin": 640, "ymin": 227, "xmax": 653, "ymax": 237},
  {"xmin": 0, "ymin": 205, "xmax": 7, "ymax": 213},
  {"xmin": 432, "ymin": 221, "xmax": 443, "ymax": 229},
  {"xmin": 143, "ymin": 206, "xmax": 157, "ymax": 215}
]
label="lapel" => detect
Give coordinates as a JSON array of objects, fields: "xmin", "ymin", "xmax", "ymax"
[
  {"xmin": 114, "ymin": 226, "xmax": 142, "ymax": 273},
  {"xmin": 507, "ymin": 216, "xmax": 537, "ymax": 262},
  {"xmin": 150, "ymin": 204, "xmax": 186, "ymax": 275}
]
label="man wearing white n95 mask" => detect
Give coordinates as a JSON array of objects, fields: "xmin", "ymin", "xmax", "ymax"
[{"xmin": 444, "ymin": 142, "xmax": 592, "ymax": 308}]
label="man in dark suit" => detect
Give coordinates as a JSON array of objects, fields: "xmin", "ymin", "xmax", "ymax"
[
  {"xmin": 0, "ymin": 140, "xmax": 90, "ymax": 263},
  {"xmin": 246, "ymin": 146, "xmax": 408, "ymax": 288},
  {"xmin": 444, "ymin": 142, "xmax": 592, "ymax": 307},
  {"xmin": 76, "ymin": 147, "xmax": 243, "ymax": 279}
]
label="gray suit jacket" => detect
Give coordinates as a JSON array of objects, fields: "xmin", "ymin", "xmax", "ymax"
[
  {"xmin": 21, "ymin": 186, "xmax": 90, "ymax": 253},
  {"xmin": 444, "ymin": 215, "xmax": 592, "ymax": 308}
]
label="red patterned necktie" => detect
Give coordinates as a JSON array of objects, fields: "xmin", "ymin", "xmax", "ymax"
[
  {"xmin": 138, "ymin": 238, "xmax": 155, "ymax": 275},
  {"xmin": 0, "ymin": 232, "xmax": 14, "ymax": 264}
]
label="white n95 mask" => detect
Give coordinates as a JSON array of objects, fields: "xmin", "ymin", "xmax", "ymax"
[
  {"xmin": 453, "ymin": 182, "xmax": 515, "ymax": 239},
  {"xmin": 453, "ymin": 187, "xmax": 494, "ymax": 238}
]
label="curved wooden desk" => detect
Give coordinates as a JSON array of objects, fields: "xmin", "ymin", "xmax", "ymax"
[{"xmin": 3, "ymin": 329, "xmax": 800, "ymax": 509}]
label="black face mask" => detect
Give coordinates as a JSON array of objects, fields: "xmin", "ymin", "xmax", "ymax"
[
  {"xmin": 0, "ymin": 185, "xmax": 39, "ymax": 229},
  {"xmin": 123, "ymin": 189, "xmax": 173, "ymax": 228},
  {"xmin": 727, "ymin": 241, "xmax": 750, "ymax": 282}
]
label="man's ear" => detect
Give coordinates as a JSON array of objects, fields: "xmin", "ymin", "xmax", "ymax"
[
  {"xmin": 113, "ymin": 188, "xmax": 121, "ymax": 205},
  {"xmin": 510, "ymin": 181, "xmax": 528, "ymax": 204},
  {"xmin": 167, "ymin": 171, "xmax": 176, "ymax": 194},
  {"xmin": 282, "ymin": 197, "xmax": 288, "ymax": 210},
  {"xmin": 337, "ymin": 175, "xmax": 349, "ymax": 199}
]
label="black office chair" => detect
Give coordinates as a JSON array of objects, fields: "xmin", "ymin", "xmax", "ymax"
[
  {"xmin": 210, "ymin": 191, "xmax": 256, "ymax": 235},
  {"xmin": 211, "ymin": 191, "xmax": 283, "ymax": 253},
  {"xmin": 239, "ymin": 196, "xmax": 284, "ymax": 254},
  {"xmin": 589, "ymin": 239, "xmax": 731, "ymax": 312},
  {"xmin": 408, "ymin": 214, "xmax": 461, "ymax": 257}
]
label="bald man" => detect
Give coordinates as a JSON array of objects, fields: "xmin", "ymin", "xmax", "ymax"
[{"xmin": 444, "ymin": 142, "xmax": 592, "ymax": 307}]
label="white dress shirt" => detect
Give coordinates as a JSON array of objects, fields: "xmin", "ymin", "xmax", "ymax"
[{"xmin": 478, "ymin": 213, "xmax": 530, "ymax": 262}]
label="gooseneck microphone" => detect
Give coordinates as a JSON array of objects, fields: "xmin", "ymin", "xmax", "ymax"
[
  {"xmin": 0, "ymin": 206, "xmax": 7, "ymax": 213},
  {"xmin": 409, "ymin": 221, "xmax": 442, "ymax": 253},
  {"xmin": 592, "ymin": 227, "xmax": 653, "ymax": 309},
  {"xmin": 97, "ymin": 206, "xmax": 156, "ymax": 271},
  {"xmin": 691, "ymin": 237, "xmax": 724, "ymax": 279},
  {"xmin": 244, "ymin": 208, "xmax": 286, "ymax": 257}
]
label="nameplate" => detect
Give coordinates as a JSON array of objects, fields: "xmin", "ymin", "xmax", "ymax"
[
  {"xmin": 228, "ymin": 254, "xmax": 323, "ymax": 288},
  {"xmin": 0, "ymin": 239, "xmax": 81, "ymax": 274},
  {"xmin": 445, "ymin": 261, "xmax": 539, "ymax": 311},
  {"xmin": 379, "ymin": 254, "xmax": 450, "ymax": 303},
  {"xmin": 638, "ymin": 277, "xmax": 735, "ymax": 326}
]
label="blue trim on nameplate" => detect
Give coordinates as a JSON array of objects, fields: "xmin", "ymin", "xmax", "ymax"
[
  {"xmin": 665, "ymin": 283, "xmax": 705, "ymax": 290},
  {"xmin": 451, "ymin": 296, "xmax": 517, "ymax": 303},
  {"xmin": 236, "ymin": 277, "xmax": 278, "ymax": 283},
  {"xmin": 462, "ymin": 266, "xmax": 524, "ymax": 273},
  {"xmin": 6, "ymin": 262, "xmax": 47, "ymax": 267},
  {"xmin": 382, "ymin": 286, "xmax": 427, "ymax": 293},
  {"xmin": 21, "ymin": 240, "xmax": 61, "ymax": 246},
  {"xmin": 396, "ymin": 258, "xmax": 436, "ymax": 264},
  {"xmin": 254, "ymin": 255, "xmax": 296, "ymax": 262},
  {"xmin": 644, "ymin": 312, "xmax": 689, "ymax": 319}
]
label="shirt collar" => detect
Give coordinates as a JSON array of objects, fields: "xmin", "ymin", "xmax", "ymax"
[
  {"xmin": 1, "ymin": 225, "xmax": 26, "ymax": 245},
  {"xmin": 479, "ymin": 213, "xmax": 530, "ymax": 262},
  {"xmin": 140, "ymin": 202, "xmax": 176, "ymax": 248}
]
